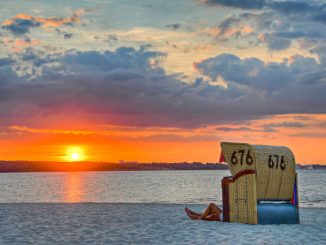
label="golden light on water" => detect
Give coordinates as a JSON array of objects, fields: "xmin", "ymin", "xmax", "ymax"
[
  {"xmin": 65, "ymin": 173, "xmax": 83, "ymax": 202},
  {"xmin": 65, "ymin": 146, "xmax": 85, "ymax": 161}
]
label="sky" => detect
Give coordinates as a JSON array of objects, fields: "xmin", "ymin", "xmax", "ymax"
[{"xmin": 0, "ymin": 0, "xmax": 325, "ymax": 163}]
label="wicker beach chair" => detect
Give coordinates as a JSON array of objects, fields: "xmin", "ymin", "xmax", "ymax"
[{"xmin": 220, "ymin": 142, "xmax": 299, "ymax": 224}]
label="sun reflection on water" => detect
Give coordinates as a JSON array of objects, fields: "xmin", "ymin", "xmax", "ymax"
[{"xmin": 65, "ymin": 173, "xmax": 83, "ymax": 203}]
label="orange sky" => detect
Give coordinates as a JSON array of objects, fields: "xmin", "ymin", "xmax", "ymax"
[{"xmin": 1, "ymin": 114, "xmax": 325, "ymax": 164}]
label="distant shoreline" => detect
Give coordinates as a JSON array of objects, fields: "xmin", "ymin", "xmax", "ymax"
[{"xmin": 0, "ymin": 161, "xmax": 324, "ymax": 173}]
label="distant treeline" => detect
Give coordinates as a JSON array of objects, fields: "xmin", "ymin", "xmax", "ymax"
[
  {"xmin": 0, "ymin": 161, "xmax": 324, "ymax": 173},
  {"xmin": 0, "ymin": 161, "xmax": 229, "ymax": 172},
  {"xmin": 296, "ymin": 164, "xmax": 326, "ymax": 170}
]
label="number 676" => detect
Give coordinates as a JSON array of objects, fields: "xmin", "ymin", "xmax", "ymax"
[{"xmin": 268, "ymin": 155, "xmax": 286, "ymax": 170}]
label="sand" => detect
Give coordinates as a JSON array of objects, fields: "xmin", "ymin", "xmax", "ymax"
[{"xmin": 0, "ymin": 203, "xmax": 325, "ymax": 244}]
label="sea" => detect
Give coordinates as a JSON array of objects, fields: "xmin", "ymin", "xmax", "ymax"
[
  {"xmin": 0, "ymin": 170, "xmax": 325, "ymax": 244},
  {"xmin": 0, "ymin": 170, "xmax": 324, "ymax": 207}
]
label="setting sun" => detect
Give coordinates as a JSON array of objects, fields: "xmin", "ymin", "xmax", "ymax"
[
  {"xmin": 71, "ymin": 153, "xmax": 80, "ymax": 161},
  {"xmin": 65, "ymin": 147, "xmax": 85, "ymax": 162}
]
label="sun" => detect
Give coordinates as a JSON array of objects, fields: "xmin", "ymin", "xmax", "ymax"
[
  {"xmin": 65, "ymin": 146, "xmax": 85, "ymax": 162},
  {"xmin": 71, "ymin": 152, "xmax": 80, "ymax": 161}
]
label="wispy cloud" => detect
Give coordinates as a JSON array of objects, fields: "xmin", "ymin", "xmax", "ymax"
[
  {"xmin": 2, "ymin": 9, "xmax": 92, "ymax": 36},
  {"xmin": 200, "ymin": 0, "xmax": 266, "ymax": 10},
  {"xmin": 215, "ymin": 126, "xmax": 255, "ymax": 132},
  {"xmin": 166, "ymin": 23, "xmax": 181, "ymax": 31},
  {"xmin": 2, "ymin": 36, "xmax": 41, "ymax": 52},
  {"xmin": 207, "ymin": 15, "xmax": 254, "ymax": 40}
]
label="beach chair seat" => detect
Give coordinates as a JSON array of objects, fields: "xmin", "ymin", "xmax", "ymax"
[{"xmin": 220, "ymin": 142, "xmax": 300, "ymax": 224}]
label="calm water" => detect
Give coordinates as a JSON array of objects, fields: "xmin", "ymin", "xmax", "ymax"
[{"xmin": 0, "ymin": 170, "xmax": 325, "ymax": 207}]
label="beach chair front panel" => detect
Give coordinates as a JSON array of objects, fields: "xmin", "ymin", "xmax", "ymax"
[{"xmin": 227, "ymin": 172, "xmax": 258, "ymax": 224}]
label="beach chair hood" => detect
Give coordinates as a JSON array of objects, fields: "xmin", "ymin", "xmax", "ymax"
[{"xmin": 220, "ymin": 142, "xmax": 299, "ymax": 224}]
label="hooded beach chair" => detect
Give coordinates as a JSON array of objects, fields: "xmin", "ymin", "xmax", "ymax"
[{"xmin": 220, "ymin": 142, "xmax": 299, "ymax": 224}]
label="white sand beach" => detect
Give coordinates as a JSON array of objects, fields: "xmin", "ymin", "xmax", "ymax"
[{"xmin": 0, "ymin": 203, "xmax": 325, "ymax": 245}]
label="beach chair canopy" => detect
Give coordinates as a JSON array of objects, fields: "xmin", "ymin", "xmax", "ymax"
[
  {"xmin": 220, "ymin": 142, "xmax": 299, "ymax": 224},
  {"xmin": 221, "ymin": 142, "xmax": 296, "ymax": 201}
]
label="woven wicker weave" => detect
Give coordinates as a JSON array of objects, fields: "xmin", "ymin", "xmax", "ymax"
[
  {"xmin": 221, "ymin": 142, "xmax": 296, "ymax": 224},
  {"xmin": 221, "ymin": 142, "xmax": 296, "ymax": 200},
  {"xmin": 221, "ymin": 142, "xmax": 256, "ymax": 176},
  {"xmin": 252, "ymin": 144, "xmax": 295, "ymax": 200},
  {"xmin": 228, "ymin": 173, "xmax": 258, "ymax": 224}
]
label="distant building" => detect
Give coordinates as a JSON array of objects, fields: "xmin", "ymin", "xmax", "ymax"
[
  {"xmin": 119, "ymin": 160, "xmax": 125, "ymax": 164},
  {"xmin": 306, "ymin": 165, "xmax": 314, "ymax": 170}
]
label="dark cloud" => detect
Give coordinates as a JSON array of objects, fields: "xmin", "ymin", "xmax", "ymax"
[
  {"xmin": 209, "ymin": 16, "xmax": 254, "ymax": 40},
  {"xmin": 291, "ymin": 132, "xmax": 326, "ymax": 138},
  {"xmin": 218, "ymin": 17, "xmax": 240, "ymax": 31},
  {"xmin": 262, "ymin": 122, "xmax": 306, "ymax": 132},
  {"xmin": 216, "ymin": 122, "xmax": 306, "ymax": 133},
  {"xmin": 93, "ymin": 34, "xmax": 119, "ymax": 44},
  {"xmin": 0, "ymin": 58, "xmax": 14, "ymax": 66},
  {"xmin": 194, "ymin": 53, "xmax": 326, "ymax": 113},
  {"xmin": 201, "ymin": 0, "xmax": 326, "ymax": 24},
  {"xmin": 195, "ymin": 53, "xmax": 326, "ymax": 91},
  {"xmin": 259, "ymin": 33, "xmax": 291, "ymax": 50},
  {"xmin": 55, "ymin": 29, "xmax": 74, "ymax": 39},
  {"xmin": 2, "ymin": 19, "xmax": 41, "ymax": 35},
  {"xmin": 2, "ymin": 9, "xmax": 90, "ymax": 36},
  {"xmin": 166, "ymin": 24, "xmax": 181, "ymax": 30},
  {"xmin": 61, "ymin": 47, "xmax": 165, "ymax": 72},
  {"xmin": 273, "ymin": 31, "xmax": 306, "ymax": 39},
  {"xmin": 313, "ymin": 9, "xmax": 326, "ymax": 23},
  {"xmin": 264, "ymin": 122, "xmax": 305, "ymax": 128},
  {"xmin": 201, "ymin": 0, "xmax": 265, "ymax": 10},
  {"xmin": 203, "ymin": 1, "xmax": 326, "ymax": 52},
  {"xmin": 106, "ymin": 34, "xmax": 118, "ymax": 43},
  {"xmin": 215, "ymin": 126, "xmax": 255, "ymax": 132},
  {"xmin": 269, "ymin": 1, "xmax": 315, "ymax": 15},
  {"xmin": 0, "ymin": 47, "xmax": 325, "ymax": 129},
  {"xmin": 64, "ymin": 33, "xmax": 73, "ymax": 39}
]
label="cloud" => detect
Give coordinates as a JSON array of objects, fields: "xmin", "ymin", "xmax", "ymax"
[
  {"xmin": 0, "ymin": 46, "xmax": 325, "ymax": 129},
  {"xmin": 7, "ymin": 125, "xmax": 218, "ymax": 142},
  {"xmin": 0, "ymin": 57, "xmax": 14, "ymax": 66},
  {"xmin": 269, "ymin": 1, "xmax": 316, "ymax": 15},
  {"xmin": 166, "ymin": 24, "xmax": 181, "ymax": 30},
  {"xmin": 9, "ymin": 125, "xmax": 95, "ymax": 135},
  {"xmin": 215, "ymin": 121, "xmax": 305, "ymax": 133},
  {"xmin": 258, "ymin": 33, "xmax": 291, "ymax": 50},
  {"xmin": 200, "ymin": 0, "xmax": 326, "ymax": 24},
  {"xmin": 194, "ymin": 53, "xmax": 325, "ymax": 92},
  {"xmin": 194, "ymin": 53, "xmax": 326, "ymax": 115},
  {"xmin": 55, "ymin": 29, "xmax": 74, "ymax": 39},
  {"xmin": 215, "ymin": 126, "xmax": 255, "ymax": 132},
  {"xmin": 262, "ymin": 121, "xmax": 306, "ymax": 132},
  {"xmin": 207, "ymin": 16, "xmax": 254, "ymax": 40},
  {"xmin": 93, "ymin": 34, "xmax": 120, "ymax": 44},
  {"xmin": 202, "ymin": 2, "xmax": 326, "ymax": 52},
  {"xmin": 200, "ymin": 0, "xmax": 265, "ymax": 10},
  {"xmin": 264, "ymin": 122, "xmax": 306, "ymax": 128},
  {"xmin": 4, "ymin": 36, "xmax": 41, "ymax": 52},
  {"xmin": 2, "ymin": 18, "xmax": 41, "ymax": 35},
  {"xmin": 2, "ymin": 9, "xmax": 91, "ymax": 36},
  {"xmin": 61, "ymin": 46, "xmax": 165, "ymax": 73},
  {"xmin": 105, "ymin": 34, "xmax": 119, "ymax": 43}
]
